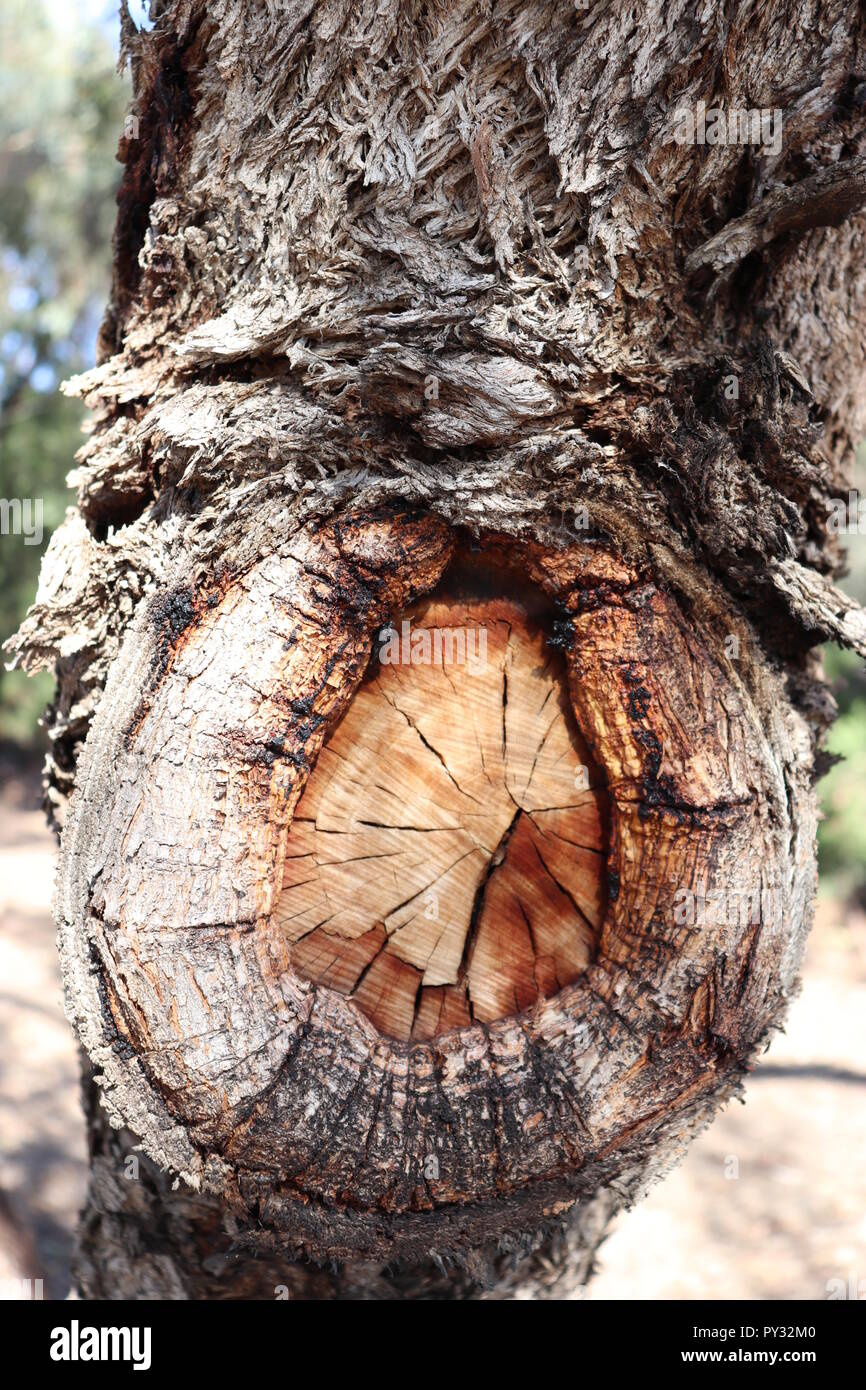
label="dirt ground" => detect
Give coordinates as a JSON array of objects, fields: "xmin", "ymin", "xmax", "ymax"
[{"xmin": 1, "ymin": 763, "xmax": 864, "ymax": 1301}]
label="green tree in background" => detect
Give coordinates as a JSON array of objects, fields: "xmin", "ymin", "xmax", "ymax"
[{"xmin": 0, "ymin": 0, "xmax": 129, "ymax": 743}]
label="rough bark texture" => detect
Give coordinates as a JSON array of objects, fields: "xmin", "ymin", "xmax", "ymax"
[{"xmin": 8, "ymin": 0, "xmax": 866, "ymax": 1298}]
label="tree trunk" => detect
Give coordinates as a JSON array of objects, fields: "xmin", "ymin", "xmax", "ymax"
[{"xmin": 9, "ymin": 0, "xmax": 866, "ymax": 1299}]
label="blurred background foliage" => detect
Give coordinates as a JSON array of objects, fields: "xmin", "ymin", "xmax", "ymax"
[
  {"xmin": 819, "ymin": 450, "xmax": 866, "ymax": 907},
  {"xmin": 0, "ymin": 0, "xmax": 129, "ymax": 742},
  {"xmin": 0, "ymin": 1, "xmax": 863, "ymax": 902}
]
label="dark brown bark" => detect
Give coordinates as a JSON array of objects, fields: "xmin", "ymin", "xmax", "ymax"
[
  {"xmin": 8, "ymin": 0, "xmax": 866, "ymax": 1298},
  {"xmin": 77, "ymin": 1067, "xmax": 613, "ymax": 1300}
]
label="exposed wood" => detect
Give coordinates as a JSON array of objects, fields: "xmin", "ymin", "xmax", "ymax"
[{"xmin": 276, "ymin": 588, "xmax": 607, "ymax": 1039}]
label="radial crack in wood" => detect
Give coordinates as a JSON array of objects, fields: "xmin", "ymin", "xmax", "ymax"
[{"xmin": 274, "ymin": 593, "xmax": 607, "ymax": 1041}]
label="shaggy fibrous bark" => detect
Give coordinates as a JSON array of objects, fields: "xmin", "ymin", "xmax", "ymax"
[{"xmin": 9, "ymin": 0, "xmax": 866, "ymax": 1298}]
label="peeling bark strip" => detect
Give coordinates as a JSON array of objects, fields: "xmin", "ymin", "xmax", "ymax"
[
  {"xmin": 8, "ymin": 0, "xmax": 866, "ymax": 1297},
  {"xmin": 686, "ymin": 156, "xmax": 866, "ymax": 278}
]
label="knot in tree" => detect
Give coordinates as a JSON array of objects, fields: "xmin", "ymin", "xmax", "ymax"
[{"xmin": 8, "ymin": 0, "xmax": 866, "ymax": 1299}]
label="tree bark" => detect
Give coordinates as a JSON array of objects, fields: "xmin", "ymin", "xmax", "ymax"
[{"xmin": 9, "ymin": 0, "xmax": 866, "ymax": 1298}]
